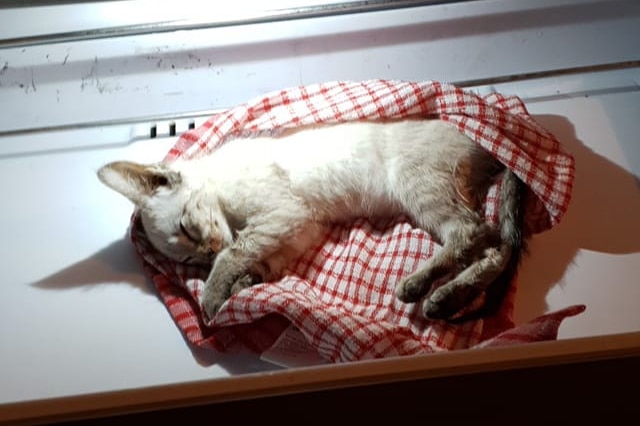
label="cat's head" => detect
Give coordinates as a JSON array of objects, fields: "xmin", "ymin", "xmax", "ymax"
[{"xmin": 97, "ymin": 161, "xmax": 233, "ymax": 265}]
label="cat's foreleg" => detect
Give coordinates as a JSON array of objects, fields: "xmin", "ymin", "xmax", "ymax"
[
  {"xmin": 201, "ymin": 247, "xmax": 251, "ymax": 319},
  {"xmin": 201, "ymin": 207, "xmax": 317, "ymax": 320}
]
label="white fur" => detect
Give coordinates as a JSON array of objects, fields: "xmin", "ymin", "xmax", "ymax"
[{"xmin": 98, "ymin": 118, "xmax": 515, "ymax": 321}]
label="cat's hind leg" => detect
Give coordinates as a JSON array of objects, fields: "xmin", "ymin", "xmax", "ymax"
[
  {"xmin": 394, "ymin": 241, "xmax": 458, "ymax": 304},
  {"xmin": 394, "ymin": 217, "xmax": 501, "ymax": 319},
  {"xmin": 423, "ymin": 245, "xmax": 510, "ymax": 320}
]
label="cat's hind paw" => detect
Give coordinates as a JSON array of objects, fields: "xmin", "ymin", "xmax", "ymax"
[
  {"xmin": 394, "ymin": 275, "xmax": 428, "ymax": 303},
  {"xmin": 422, "ymin": 283, "xmax": 484, "ymax": 321}
]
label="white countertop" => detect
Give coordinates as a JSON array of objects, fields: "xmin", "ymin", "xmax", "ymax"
[{"xmin": 1, "ymin": 1, "xmax": 639, "ymax": 423}]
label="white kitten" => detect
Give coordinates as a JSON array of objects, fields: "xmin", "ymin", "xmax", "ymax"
[{"xmin": 98, "ymin": 119, "xmax": 526, "ymax": 321}]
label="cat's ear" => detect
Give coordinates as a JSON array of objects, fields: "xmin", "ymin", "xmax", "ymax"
[{"xmin": 97, "ymin": 161, "xmax": 180, "ymax": 206}]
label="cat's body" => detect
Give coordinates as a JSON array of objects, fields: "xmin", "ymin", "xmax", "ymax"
[{"xmin": 98, "ymin": 118, "xmax": 527, "ymax": 321}]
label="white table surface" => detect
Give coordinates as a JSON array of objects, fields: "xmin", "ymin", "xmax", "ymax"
[{"xmin": 1, "ymin": 0, "xmax": 639, "ymax": 422}]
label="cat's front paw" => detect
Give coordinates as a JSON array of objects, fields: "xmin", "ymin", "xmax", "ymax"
[
  {"xmin": 201, "ymin": 284, "xmax": 229, "ymax": 321},
  {"xmin": 230, "ymin": 274, "xmax": 259, "ymax": 295},
  {"xmin": 201, "ymin": 274, "xmax": 260, "ymax": 320},
  {"xmin": 200, "ymin": 249, "xmax": 252, "ymax": 321}
]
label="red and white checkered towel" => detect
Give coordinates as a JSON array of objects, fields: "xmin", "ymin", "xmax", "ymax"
[{"xmin": 130, "ymin": 80, "xmax": 583, "ymax": 362}]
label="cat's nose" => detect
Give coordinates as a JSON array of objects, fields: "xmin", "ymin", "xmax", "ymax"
[{"xmin": 209, "ymin": 236, "xmax": 223, "ymax": 253}]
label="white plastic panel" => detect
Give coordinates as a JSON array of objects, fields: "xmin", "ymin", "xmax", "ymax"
[
  {"xmin": 1, "ymin": 0, "xmax": 639, "ymax": 422},
  {"xmin": 0, "ymin": 0, "xmax": 348, "ymax": 39},
  {"xmin": 0, "ymin": 130, "xmax": 281, "ymax": 406},
  {"xmin": 518, "ymin": 91, "xmax": 640, "ymax": 337},
  {"xmin": 1, "ymin": 68, "xmax": 638, "ymax": 409},
  {"xmin": 1, "ymin": 0, "xmax": 639, "ymax": 133}
]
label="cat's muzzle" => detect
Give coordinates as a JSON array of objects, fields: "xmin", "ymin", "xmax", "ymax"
[{"xmin": 209, "ymin": 236, "xmax": 223, "ymax": 253}]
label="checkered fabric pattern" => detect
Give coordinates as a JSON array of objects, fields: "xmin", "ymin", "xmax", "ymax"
[{"xmin": 130, "ymin": 79, "xmax": 582, "ymax": 362}]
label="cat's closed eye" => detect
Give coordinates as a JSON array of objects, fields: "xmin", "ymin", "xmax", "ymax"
[{"xmin": 179, "ymin": 219, "xmax": 200, "ymax": 244}]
